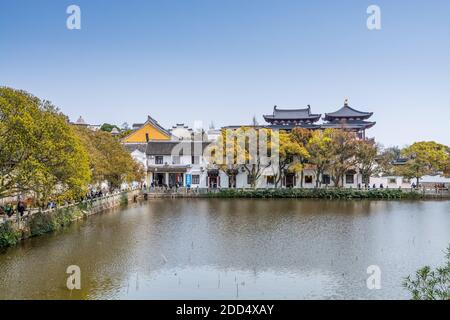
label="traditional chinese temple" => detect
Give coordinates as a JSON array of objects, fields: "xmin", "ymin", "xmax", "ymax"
[{"xmin": 260, "ymin": 100, "xmax": 375, "ymax": 139}]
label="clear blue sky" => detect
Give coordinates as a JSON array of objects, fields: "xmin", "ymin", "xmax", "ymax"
[{"xmin": 1, "ymin": 0, "xmax": 449, "ymax": 147}]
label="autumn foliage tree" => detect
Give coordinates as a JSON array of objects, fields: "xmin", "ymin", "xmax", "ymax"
[{"xmin": 327, "ymin": 129, "xmax": 359, "ymax": 187}]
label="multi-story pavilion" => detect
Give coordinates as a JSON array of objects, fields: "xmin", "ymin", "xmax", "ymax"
[{"xmin": 321, "ymin": 100, "xmax": 376, "ymax": 139}]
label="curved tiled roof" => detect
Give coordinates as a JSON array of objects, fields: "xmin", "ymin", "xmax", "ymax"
[
  {"xmin": 263, "ymin": 105, "xmax": 321, "ymax": 122},
  {"xmin": 324, "ymin": 103, "xmax": 373, "ymax": 121}
]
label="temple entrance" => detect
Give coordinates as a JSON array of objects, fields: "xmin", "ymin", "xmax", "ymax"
[
  {"xmin": 155, "ymin": 173, "xmax": 165, "ymax": 187},
  {"xmin": 208, "ymin": 170, "xmax": 220, "ymax": 189},
  {"xmin": 285, "ymin": 173, "xmax": 296, "ymax": 188}
]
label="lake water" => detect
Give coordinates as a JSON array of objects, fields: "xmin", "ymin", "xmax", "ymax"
[{"xmin": 0, "ymin": 199, "xmax": 449, "ymax": 300}]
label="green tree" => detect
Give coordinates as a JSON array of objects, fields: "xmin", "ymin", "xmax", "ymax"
[
  {"xmin": 100, "ymin": 123, "xmax": 120, "ymax": 133},
  {"xmin": 397, "ymin": 141, "xmax": 449, "ymax": 186},
  {"xmin": 376, "ymin": 146, "xmax": 401, "ymax": 176},
  {"xmin": 0, "ymin": 87, "xmax": 91, "ymax": 204},
  {"xmin": 74, "ymin": 126, "xmax": 144, "ymax": 189},
  {"xmin": 403, "ymin": 245, "xmax": 450, "ymax": 300}
]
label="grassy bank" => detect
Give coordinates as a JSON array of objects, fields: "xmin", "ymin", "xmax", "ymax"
[
  {"xmin": 0, "ymin": 205, "xmax": 85, "ymax": 248},
  {"xmin": 208, "ymin": 188, "xmax": 423, "ymax": 200}
]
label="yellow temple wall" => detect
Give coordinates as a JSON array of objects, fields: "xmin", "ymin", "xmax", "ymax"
[{"xmin": 122, "ymin": 123, "xmax": 170, "ymax": 143}]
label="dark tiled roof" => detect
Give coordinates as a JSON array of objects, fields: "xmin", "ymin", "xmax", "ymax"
[
  {"xmin": 146, "ymin": 141, "xmax": 211, "ymax": 156},
  {"xmin": 146, "ymin": 115, "xmax": 172, "ymax": 137},
  {"xmin": 263, "ymin": 105, "xmax": 321, "ymax": 122},
  {"xmin": 324, "ymin": 104, "xmax": 373, "ymax": 121},
  {"xmin": 123, "ymin": 143, "xmax": 147, "ymax": 153}
]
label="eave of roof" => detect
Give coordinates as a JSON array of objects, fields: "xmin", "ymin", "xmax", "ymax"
[
  {"xmin": 320, "ymin": 120, "xmax": 376, "ymax": 130},
  {"xmin": 145, "ymin": 141, "xmax": 211, "ymax": 155},
  {"xmin": 324, "ymin": 105, "xmax": 373, "ymax": 121}
]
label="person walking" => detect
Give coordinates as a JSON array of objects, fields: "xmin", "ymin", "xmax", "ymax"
[
  {"xmin": 17, "ymin": 201, "xmax": 26, "ymax": 217},
  {"xmin": 5, "ymin": 204, "xmax": 14, "ymax": 218}
]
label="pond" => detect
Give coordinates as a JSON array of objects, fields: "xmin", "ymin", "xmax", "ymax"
[{"xmin": 0, "ymin": 199, "xmax": 449, "ymax": 299}]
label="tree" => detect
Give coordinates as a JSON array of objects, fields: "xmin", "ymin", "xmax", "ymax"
[
  {"xmin": 376, "ymin": 146, "xmax": 401, "ymax": 176},
  {"xmin": 306, "ymin": 129, "xmax": 333, "ymax": 188},
  {"xmin": 403, "ymin": 245, "xmax": 450, "ymax": 300},
  {"xmin": 290, "ymin": 128, "xmax": 312, "ymax": 188},
  {"xmin": 355, "ymin": 140, "xmax": 379, "ymax": 186},
  {"xmin": 100, "ymin": 123, "xmax": 120, "ymax": 133},
  {"xmin": 205, "ymin": 129, "xmax": 242, "ymax": 188},
  {"xmin": 327, "ymin": 129, "xmax": 359, "ymax": 187},
  {"xmin": 0, "ymin": 87, "xmax": 91, "ymax": 204},
  {"xmin": 74, "ymin": 126, "xmax": 144, "ymax": 189},
  {"xmin": 397, "ymin": 141, "xmax": 449, "ymax": 186},
  {"xmin": 240, "ymin": 127, "xmax": 271, "ymax": 188}
]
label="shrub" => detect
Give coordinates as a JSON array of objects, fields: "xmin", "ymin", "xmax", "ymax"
[
  {"xmin": 209, "ymin": 188, "xmax": 421, "ymax": 200},
  {"xmin": 403, "ymin": 245, "xmax": 450, "ymax": 300},
  {"xmin": 0, "ymin": 221, "xmax": 22, "ymax": 247}
]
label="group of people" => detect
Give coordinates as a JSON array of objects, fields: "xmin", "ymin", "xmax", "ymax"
[
  {"xmin": 358, "ymin": 183, "xmax": 386, "ymax": 190},
  {"xmin": 0, "ymin": 201, "xmax": 27, "ymax": 219},
  {"xmin": 148, "ymin": 181, "xmax": 182, "ymax": 191}
]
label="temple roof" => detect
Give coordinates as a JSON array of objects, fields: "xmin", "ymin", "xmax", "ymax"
[
  {"xmin": 324, "ymin": 101, "xmax": 373, "ymax": 121},
  {"xmin": 75, "ymin": 116, "xmax": 87, "ymax": 125},
  {"xmin": 263, "ymin": 105, "xmax": 321, "ymax": 123}
]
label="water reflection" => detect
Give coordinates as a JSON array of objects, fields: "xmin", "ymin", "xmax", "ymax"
[{"xmin": 0, "ymin": 199, "xmax": 449, "ymax": 299}]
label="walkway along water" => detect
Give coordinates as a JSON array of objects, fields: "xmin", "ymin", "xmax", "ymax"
[{"xmin": 0, "ymin": 189, "xmax": 140, "ymax": 248}]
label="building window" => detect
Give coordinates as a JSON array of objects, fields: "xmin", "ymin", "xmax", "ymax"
[
  {"xmin": 247, "ymin": 175, "xmax": 254, "ymax": 185},
  {"xmin": 155, "ymin": 156, "xmax": 163, "ymax": 164},
  {"xmin": 173, "ymin": 156, "xmax": 180, "ymax": 164},
  {"xmin": 266, "ymin": 176, "xmax": 275, "ymax": 185},
  {"xmin": 362, "ymin": 176, "xmax": 370, "ymax": 184},
  {"xmin": 388, "ymin": 178, "xmax": 396, "ymax": 184},
  {"xmin": 345, "ymin": 174, "xmax": 354, "ymax": 184},
  {"xmin": 192, "ymin": 156, "xmax": 200, "ymax": 165},
  {"xmin": 304, "ymin": 175, "xmax": 313, "ymax": 184},
  {"xmin": 192, "ymin": 175, "xmax": 200, "ymax": 184},
  {"xmin": 402, "ymin": 178, "xmax": 410, "ymax": 183},
  {"xmin": 322, "ymin": 174, "xmax": 331, "ymax": 185}
]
